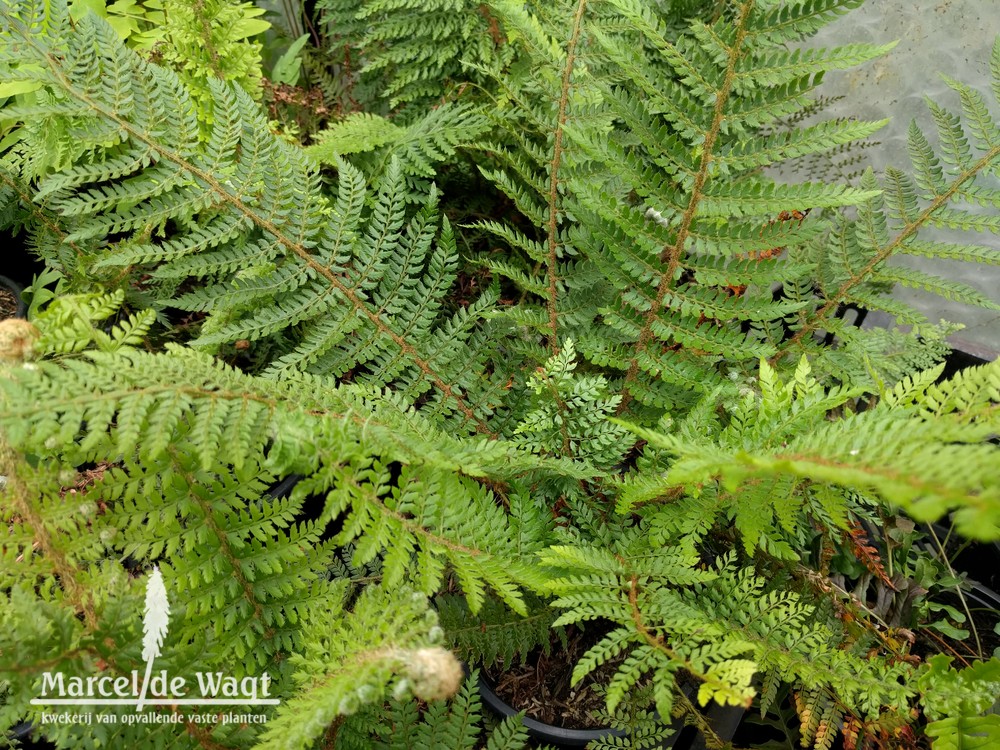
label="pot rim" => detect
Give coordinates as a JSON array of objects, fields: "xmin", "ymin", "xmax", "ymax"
[{"xmin": 476, "ymin": 670, "xmax": 631, "ymax": 746}]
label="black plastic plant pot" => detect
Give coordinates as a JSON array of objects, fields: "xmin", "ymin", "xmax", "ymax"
[
  {"xmin": 5, "ymin": 721, "xmax": 55, "ymax": 750},
  {"xmin": 961, "ymin": 579, "xmax": 1000, "ymax": 641},
  {"xmin": 6, "ymin": 721, "xmax": 33, "ymax": 742},
  {"xmin": 968, "ymin": 581, "xmax": 1000, "ymax": 611},
  {"xmin": 931, "ymin": 522, "xmax": 1000, "ymax": 596},
  {"xmin": 477, "ymin": 672, "xmax": 686, "ymax": 749},
  {"xmin": 268, "ymin": 473, "xmax": 303, "ymax": 500},
  {"xmin": 0, "ymin": 274, "xmax": 26, "ymax": 319}
]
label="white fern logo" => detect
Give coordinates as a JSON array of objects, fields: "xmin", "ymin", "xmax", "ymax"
[
  {"xmin": 136, "ymin": 566, "xmax": 169, "ymax": 711},
  {"xmin": 31, "ymin": 565, "xmax": 278, "ymax": 712}
]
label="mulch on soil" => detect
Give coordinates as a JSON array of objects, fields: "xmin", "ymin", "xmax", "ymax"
[
  {"xmin": 483, "ymin": 626, "xmax": 626, "ymax": 729},
  {"xmin": 0, "ymin": 285, "xmax": 17, "ymax": 319}
]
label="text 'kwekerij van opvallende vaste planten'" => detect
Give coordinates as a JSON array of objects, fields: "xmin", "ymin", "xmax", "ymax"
[{"xmin": 0, "ymin": 1, "xmax": 999, "ymax": 749}]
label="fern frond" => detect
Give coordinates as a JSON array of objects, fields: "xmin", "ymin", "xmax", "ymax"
[
  {"xmin": 306, "ymin": 103, "xmax": 489, "ymax": 183},
  {"xmin": 524, "ymin": 0, "xmax": 894, "ymax": 410},
  {"xmin": 919, "ymin": 655, "xmax": 1000, "ymax": 750},
  {"xmin": 436, "ymin": 593, "xmax": 557, "ymax": 669},
  {"xmin": 540, "ymin": 546, "xmax": 913, "ymax": 723},
  {"xmin": 0, "ymin": 7, "xmax": 501, "ymax": 433},
  {"xmin": 317, "ymin": 0, "xmax": 509, "ymax": 108},
  {"xmin": 254, "ymin": 586, "xmax": 462, "ymax": 750},
  {"xmin": 776, "ymin": 39, "xmax": 1000, "ymax": 364},
  {"xmin": 619, "ymin": 358, "xmax": 1000, "ymax": 542},
  {"xmin": 336, "ymin": 671, "xmax": 532, "ymax": 750}
]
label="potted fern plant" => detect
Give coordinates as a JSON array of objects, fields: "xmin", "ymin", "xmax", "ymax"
[{"xmin": 1, "ymin": 1, "xmax": 999, "ymax": 749}]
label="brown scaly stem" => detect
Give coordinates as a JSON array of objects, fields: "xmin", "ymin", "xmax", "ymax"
[
  {"xmin": 618, "ymin": 0, "xmax": 756, "ymax": 413},
  {"xmin": 771, "ymin": 143, "xmax": 1000, "ymax": 365},
  {"xmin": 673, "ymin": 688, "xmax": 735, "ymax": 750},
  {"xmin": 627, "ymin": 577, "xmax": 729, "ymax": 747},
  {"xmin": 545, "ymin": 0, "xmax": 588, "ymax": 355},
  {"xmin": 0, "ymin": 432, "xmax": 99, "ymax": 630},
  {"xmin": 189, "ymin": 0, "xmax": 224, "ymax": 75}
]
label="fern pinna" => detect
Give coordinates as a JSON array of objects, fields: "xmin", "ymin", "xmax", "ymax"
[{"xmin": 2, "ymin": 2, "xmax": 1000, "ymax": 750}]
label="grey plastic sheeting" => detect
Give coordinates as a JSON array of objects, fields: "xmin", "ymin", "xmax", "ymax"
[{"xmin": 780, "ymin": 0, "xmax": 999, "ymax": 358}]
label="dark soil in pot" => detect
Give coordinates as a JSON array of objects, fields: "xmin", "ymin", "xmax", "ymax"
[
  {"xmin": 479, "ymin": 622, "xmax": 747, "ymax": 748},
  {"xmin": 477, "ymin": 624, "xmax": 715, "ymax": 749},
  {"xmin": 5, "ymin": 723, "xmax": 55, "ymax": 750},
  {"xmin": 478, "ymin": 673, "xmax": 638, "ymax": 748},
  {"xmin": 481, "ymin": 625, "xmax": 624, "ymax": 730},
  {"xmin": 0, "ymin": 274, "xmax": 25, "ymax": 319}
]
